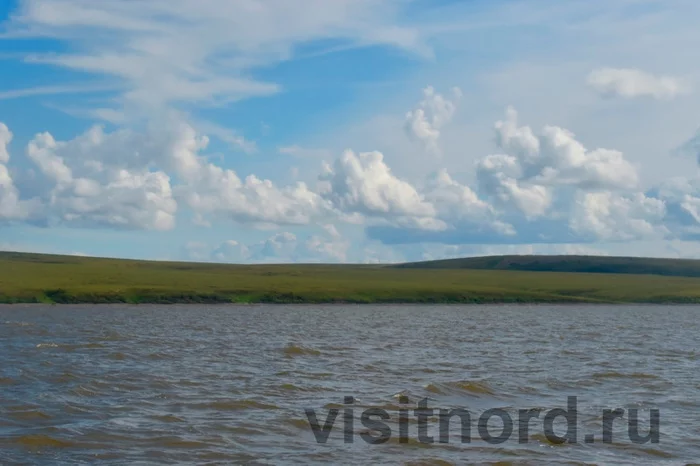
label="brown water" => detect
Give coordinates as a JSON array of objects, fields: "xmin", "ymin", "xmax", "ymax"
[{"xmin": 0, "ymin": 304, "xmax": 698, "ymax": 465}]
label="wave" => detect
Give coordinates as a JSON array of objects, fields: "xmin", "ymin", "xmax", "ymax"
[
  {"xmin": 35, "ymin": 342, "xmax": 105, "ymax": 350},
  {"xmin": 592, "ymin": 371, "xmax": 660, "ymax": 380},
  {"xmin": 277, "ymin": 383, "xmax": 324, "ymax": 393},
  {"xmin": 0, "ymin": 376, "xmax": 16, "ymax": 385},
  {"xmin": 286, "ymin": 418, "xmax": 312, "ymax": 430},
  {"xmin": 36, "ymin": 342, "xmax": 59, "ymax": 348},
  {"xmin": 9, "ymin": 435, "xmax": 75, "ymax": 448},
  {"xmin": 529, "ymin": 432, "xmax": 568, "ymax": 446},
  {"xmin": 3, "ymin": 321, "xmax": 33, "ymax": 327},
  {"xmin": 424, "ymin": 380, "xmax": 496, "ymax": 396},
  {"xmin": 69, "ymin": 385, "xmax": 100, "ymax": 397},
  {"xmin": 7, "ymin": 410, "xmax": 52, "ymax": 421},
  {"xmin": 404, "ymin": 459, "xmax": 458, "ymax": 466},
  {"xmin": 282, "ymin": 343, "xmax": 321, "ymax": 357},
  {"xmin": 191, "ymin": 399, "xmax": 280, "ymax": 410},
  {"xmin": 146, "ymin": 436, "xmax": 211, "ymax": 449}
]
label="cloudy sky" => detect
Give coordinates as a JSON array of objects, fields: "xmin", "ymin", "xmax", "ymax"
[{"xmin": 1, "ymin": 0, "xmax": 700, "ymax": 263}]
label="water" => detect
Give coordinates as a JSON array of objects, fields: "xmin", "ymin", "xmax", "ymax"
[{"xmin": 0, "ymin": 304, "xmax": 698, "ymax": 465}]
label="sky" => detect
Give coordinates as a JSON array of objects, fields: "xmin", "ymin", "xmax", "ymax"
[{"xmin": 1, "ymin": 0, "xmax": 700, "ymax": 264}]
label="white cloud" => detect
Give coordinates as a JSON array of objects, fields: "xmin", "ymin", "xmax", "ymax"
[
  {"xmin": 181, "ymin": 168, "xmax": 325, "ymax": 228},
  {"xmin": 0, "ymin": 124, "xmax": 37, "ymax": 221},
  {"xmin": 570, "ymin": 191, "xmax": 669, "ymax": 241},
  {"xmin": 211, "ymin": 240, "xmax": 250, "ymax": 263},
  {"xmin": 501, "ymin": 107, "xmax": 638, "ymax": 190},
  {"xmin": 317, "ymin": 101, "xmax": 658, "ymax": 246},
  {"xmin": 0, "ymin": 123, "xmax": 11, "ymax": 165},
  {"xmin": 189, "ymin": 227, "xmax": 350, "ymax": 264},
  {"xmin": 423, "ymin": 168, "xmax": 511, "ymax": 233},
  {"xmin": 404, "ymin": 86, "xmax": 461, "ymax": 156},
  {"xmin": 0, "ymin": 89, "xmax": 681, "ymax": 253},
  {"xmin": 125, "ymin": 120, "xmax": 326, "ymax": 228},
  {"xmin": 477, "ymin": 153, "xmax": 552, "ymax": 218},
  {"xmin": 0, "ymin": 83, "xmax": 118, "ymax": 101},
  {"xmin": 3, "ymin": 2, "xmax": 700, "ymax": 263},
  {"xmin": 1, "ymin": 71, "xmax": 698, "ymax": 258},
  {"xmin": 301, "ymin": 235, "xmax": 346, "ymax": 262},
  {"xmin": 650, "ymin": 176, "xmax": 700, "ymax": 237},
  {"xmin": 1, "ymin": 118, "xmax": 331, "ymax": 230},
  {"xmin": 538, "ymin": 125, "xmax": 638, "ymax": 189},
  {"xmin": 7, "ymin": 0, "xmax": 427, "ymax": 114},
  {"xmin": 0, "ymin": 124, "xmax": 21, "ymax": 219},
  {"xmin": 477, "ymin": 107, "xmax": 639, "ymax": 218},
  {"xmin": 319, "ymin": 149, "xmax": 443, "ymax": 230},
  {"xmin": 299, "ymin": 228, "xmax": 350, "ymax": 263},
  {"xmin": 24, "ymin": 127, "xmax": 178, "ymax": 230},
  {"xmin": 587, "ymin": 68, "xmax": 690, "ymax": 100}
]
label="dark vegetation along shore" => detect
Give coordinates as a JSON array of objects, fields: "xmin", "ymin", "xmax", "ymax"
[
  {"xmin": 3, "ymin": 251, "xmax": 700, "ymax": 304},
  {"xmin": 396, "ymin": 254, "xmax": 700, "ymax": 276}
]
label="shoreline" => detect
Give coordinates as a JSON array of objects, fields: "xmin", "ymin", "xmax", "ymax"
[
  {"xmin": 2, "ymin": 301, "xmax": 700, "ymax": 307},
  {"xmin": 2, "ymin": 294, "xmax": 700, "ymax": 305},
  {"xmin": 4, "ymin": 251, "xmax": 700, "ymax": 305}
]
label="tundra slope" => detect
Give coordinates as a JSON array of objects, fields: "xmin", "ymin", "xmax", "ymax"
[{"xmin": 2, "ymin": 252, "xmax": 700, "ymax": 304}]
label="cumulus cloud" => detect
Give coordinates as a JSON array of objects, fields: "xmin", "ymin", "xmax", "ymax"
[
  {"xmin": 0, "ymin": 96, "xmax": 677, "ymax": 254},
  {"xmin": 570, "ymin": 192, "xmax": 669, "ymax": 241},
  {"xmin": 648, "ymin": 177, "xmax": 700, "ymax": 239},
  {"xmin": 24, "ymin": 127, "xmax": 177, "ymax": 230},
  {"xmin": 0, "ymin": 124, "xmax": 38, "ymax": 221},
  {"xmin": 0, "ymin": 124, "xmax": 21, "ymax": 219},
  {"xmin": 477, "ymin": 107, "xmax": 639, "ymax": 218},
  {"xmin": 587, "ymin": 68, "xmax": 689, "ymax": 100},
  {"xmin": 2, "ymin": 0, "xmax": 699, "ymax": 264},
  {"xmin": 423, "ymin": 168, "xmax": 513, "ymax": 234},
  {"xmin": 404, "ymin": 86, "xmax": 461, "ymax": 156},
  {"xmin": 180, "ymin": 166, "xmax": 325, "ymax": 228},
  {"xmin": 319, "ymin": 149, "xmax": 444, "ymax": 230},
  {"xmin": 477, "ymin": 153, "xmax": 552, "ymax": 218},
  {"xmin": 0, "ymin": 118, "xmax": 335, "ymax": 230},
  {"xmin": 0, "ymin": 125, "xmax": 11, "ymax": 165},
  {"xmin": 319, "ymin": 102, "xmax": 658, "ymax": 248},
  {"xmin": 134, "ymin": 121, "xmax": 327, "ymax": 227},
  {"xmin": 2, "ymin": 78, "xmax": 697, "ymax": 259}
]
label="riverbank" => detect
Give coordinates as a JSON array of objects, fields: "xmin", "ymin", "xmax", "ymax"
[{"xmin": 3, "ymin": 251, "xmax": 700, "ymax": 304}]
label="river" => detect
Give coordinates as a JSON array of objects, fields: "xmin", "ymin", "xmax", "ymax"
[{"xmin": 0, "ymin": 304, "xmax": 697, "ymax": 464}]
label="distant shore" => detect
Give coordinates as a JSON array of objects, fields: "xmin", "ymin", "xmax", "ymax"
[{"xmin": 2, "ymin": 251, "xmax": 700, "ymax": 305}]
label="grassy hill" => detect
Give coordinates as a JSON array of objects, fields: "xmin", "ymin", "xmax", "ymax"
[
  {"xmin": 394, "ymin": 254, "xmax": 700, "ymax": 277},
  {"xmin": 2, "ymin": 251, "xmax": 700, "ymax": 304}
]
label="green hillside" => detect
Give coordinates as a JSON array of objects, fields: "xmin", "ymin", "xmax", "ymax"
[
  {"xmin": 394, "ymin": 254, "xmax": 700, "ymax": 277},
  {"xmin": 2, "ymin": 251, "xmax": 700, "ymax": 304}
]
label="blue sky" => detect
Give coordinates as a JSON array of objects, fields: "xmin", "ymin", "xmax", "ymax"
[{"xmin": 1, "ymin": 0, "xmax": 700, "ymax": 263}]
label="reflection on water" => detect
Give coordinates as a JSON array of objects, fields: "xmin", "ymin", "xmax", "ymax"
[{"xmin": 1, "ymin": 304, "xmax": 699, "ymax": 464}]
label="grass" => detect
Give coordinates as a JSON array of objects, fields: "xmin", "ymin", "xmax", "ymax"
[
  {"xmin": 395, "ymin": 254, "xmax": 700, "ymax": 277},
  {"xmin": 2, "ymin": 251, "xmax": 700, "ymax": 304}
]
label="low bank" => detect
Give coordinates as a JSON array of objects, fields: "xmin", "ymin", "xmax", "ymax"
[{"xmin": 2, "ymin": 251, "xmax": 700, "ymax": 304}]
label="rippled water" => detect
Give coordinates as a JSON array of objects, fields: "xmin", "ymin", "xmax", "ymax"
[{"xmin": 1, "ymin": 304, "xmax": 699, "ymax": 465}]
